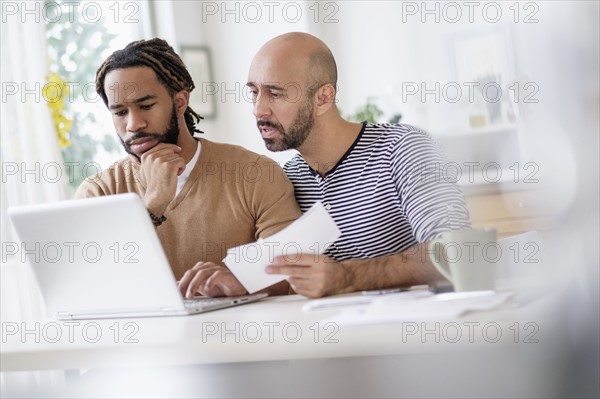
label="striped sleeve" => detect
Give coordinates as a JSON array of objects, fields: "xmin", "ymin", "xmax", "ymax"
[
  {"xmin": 392, "ymin": 127, "xmax": 471, "ymax": 242},
  {"xmin": 284, "ymin": 123, "xmax": 470, "ymax": 262}
]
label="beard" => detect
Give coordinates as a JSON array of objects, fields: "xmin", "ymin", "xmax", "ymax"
[
  {"xmin": 120, "ymin": 105, "xmax": 180, "ymax": 160},
  {"xmin": 258, "ymin": 98, "xmax": 314, "ymax": 152}
]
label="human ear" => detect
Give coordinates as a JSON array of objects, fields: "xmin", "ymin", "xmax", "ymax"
[
  {"xmin": 315, "ymin": 83, "xmax": 336, "ymax": 114},
  {"xmin": 173, "ymin": 91, "xmax": 189, "ymax": 115}
]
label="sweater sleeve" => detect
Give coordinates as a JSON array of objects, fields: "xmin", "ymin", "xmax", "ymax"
[
  {"xmin": 74, "ymin": 179, "xmax": 106, "ymax": 199},
  {"xmin": 247, "ymin": 155, "xmax": 302, "ymax": 240},
  {"xmin": 73, "ymin": 159, "xmax": 143, "ymax": 199}
]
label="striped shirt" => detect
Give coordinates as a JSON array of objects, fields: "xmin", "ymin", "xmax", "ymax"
[{"xmin": 283, "ymin": 123, "xmax": 471, "ymax": 261}]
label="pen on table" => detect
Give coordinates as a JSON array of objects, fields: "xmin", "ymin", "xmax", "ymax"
[
  {"xmin": 361, "ymin": 287, "xmax": 407, "ymax": 296},
  {"xmin": 360, "ymin": 285, "xmax": 431, "ymax": 296}
]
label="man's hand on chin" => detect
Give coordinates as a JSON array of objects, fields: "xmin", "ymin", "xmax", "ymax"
[{"xmin": 134, "ymin": 143, "xmax": 185, "ymax": 215}]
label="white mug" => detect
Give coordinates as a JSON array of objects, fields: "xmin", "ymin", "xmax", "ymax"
[{"xmin": 428, "ymin": 228, "xmax": 498, "ymax": 292}]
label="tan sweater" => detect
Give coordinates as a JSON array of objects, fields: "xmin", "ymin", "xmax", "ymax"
[{"xmin": 75, "ymin": 138, "xmax": 301, "ymax": 280}]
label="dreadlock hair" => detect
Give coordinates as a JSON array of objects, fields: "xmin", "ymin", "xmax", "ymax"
[{"xmin": 95, "ymin": 37, "xmax": 203, "ymax": 135}]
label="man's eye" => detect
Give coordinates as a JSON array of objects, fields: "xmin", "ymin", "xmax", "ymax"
[
  {"xmin": 140, "ymin": 103, "xmax": 155, "ymax": 110},
  {"xmin": 114, "ymin": 110, "xmax": 127, "ymax": 117},
  {"xmin": 269, "ymin": 91, "xmax": 280, "ymax": 99}
]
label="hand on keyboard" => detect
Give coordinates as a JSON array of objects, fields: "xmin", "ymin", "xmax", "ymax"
[{"xmin": 178, "ymin": 262, "xmax": 248, "ymax": 298}]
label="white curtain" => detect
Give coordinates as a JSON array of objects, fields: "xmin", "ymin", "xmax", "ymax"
[
  {"xmin": 1, "ymin": 4, "xmax": 70, "ymax": 394},
  {"xmin": 1, "ymin": 2, "xmax": 68, "ymax": 323}
]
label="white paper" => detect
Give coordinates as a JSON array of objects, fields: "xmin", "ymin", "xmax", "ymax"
[
  {"xmin": 302, "ymin": 289, "xmax": 432, "ymax": 312},
  {"xmin": 224, "ymin": 201, "xmax": 341, "ymax": 293},
  {"xmin": 328, "ymin": 291, "xmax": 513, "ymax": 326}
]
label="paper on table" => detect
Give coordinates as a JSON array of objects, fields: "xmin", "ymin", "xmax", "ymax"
[
  {"xmin": 224, "ymin": 201, "xmax": 341, "ymax": 293},
  {"xmin": 302, "ymin": 288, "xmax": 432, "ymax": 312},
  {"xmin": 328, "ymin": 291, "xmax": 513, "ymax": 326}
]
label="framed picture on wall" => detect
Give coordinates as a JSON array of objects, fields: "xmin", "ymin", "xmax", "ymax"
[
  {"xmin": 180, "ymin": 46, "xmax": 216, "ymax": 119},
  {"xmin": 453, "ymin": 31, "xmax": 513, "ymax": 85},
  {"xmin": 452, "ymin": 29, "xmax": 516, "ymax": 128}
]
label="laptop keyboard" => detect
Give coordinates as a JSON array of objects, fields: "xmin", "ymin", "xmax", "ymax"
[{"xmin": 183, "ymin": 297, "xmax": 233, "ymax": 308}]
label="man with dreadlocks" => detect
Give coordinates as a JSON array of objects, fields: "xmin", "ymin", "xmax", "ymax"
[{"xmin": 75, "ymin": 38, "xmax": 301, "ymax": 298}]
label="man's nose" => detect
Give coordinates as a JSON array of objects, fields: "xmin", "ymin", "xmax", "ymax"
[
  {"xmin": 126, "ymin": 110, "xmax": 147, "ymax": 132},
  {"xmin": 252, "ymin": 93, "xmax": 271, "ymax": 119}
]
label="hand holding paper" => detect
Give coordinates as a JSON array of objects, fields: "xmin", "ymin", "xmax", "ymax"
[{"xmin": 224, "ymin": 201, "xmax": 341, "ymax": 293}]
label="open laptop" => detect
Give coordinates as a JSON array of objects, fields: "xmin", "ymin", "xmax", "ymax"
[{"xmin": 7, "ymin": 193, "xmax": 267, "ymax": 320}]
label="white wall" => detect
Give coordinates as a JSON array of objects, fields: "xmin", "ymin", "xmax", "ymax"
[
  {"xmin": 154, "ymin": 0, "xmax": 316, "ymax": 164},
  {"xmin": 151, "ymin": 0, "xmax": 598, "ymax": 177}
]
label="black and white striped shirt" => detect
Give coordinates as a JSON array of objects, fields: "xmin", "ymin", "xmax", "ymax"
[{"xmin": 283, "ymin": 123, "xmax": 471, "ymax": 261}]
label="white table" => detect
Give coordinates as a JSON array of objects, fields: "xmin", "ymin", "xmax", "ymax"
[{"xmin": 0, "ymin": 292, "xmax": 566, "ymax": 397}]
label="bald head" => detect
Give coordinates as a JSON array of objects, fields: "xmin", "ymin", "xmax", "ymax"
[
  {"xmin": 267, "ymin": 33, "xmax": 337, "ymax": 88},
  {"xmin": 250, "ymin": 32, "xmax": 337, "ymax": 98}
]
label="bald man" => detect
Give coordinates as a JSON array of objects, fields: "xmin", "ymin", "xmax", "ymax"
[{"xmin": 245, "ymin": 32, "xmax": 471, "ymax": 298}]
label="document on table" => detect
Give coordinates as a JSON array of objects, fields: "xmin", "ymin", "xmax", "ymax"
[
  {"xmin": 302, "ymin": 286, "xmax": 432, "ymax": 312},
  {"xmin": 327, "ymin": 291, "xmax": 514, "ymax": 325},
  {"xmin": 224, "ymin": 201, "xmax": 341, "ymax": 293}
]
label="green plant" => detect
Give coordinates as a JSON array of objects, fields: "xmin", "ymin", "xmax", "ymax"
[
  {"xmin": 45, "ymin": 0, "xmax": 121, "ymax": 195},
  {"xmin": 346, "ymin": 97, "xmax": 384, "ymax": 123}
]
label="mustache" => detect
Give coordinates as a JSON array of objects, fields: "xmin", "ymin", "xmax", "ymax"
[
  {"xmin": 257, "ymin": 120, "xmax": 279, "ymax": 129},
  {"xmin": 124, "ymin": 132, "xmax": 165, "ymax": 146}
]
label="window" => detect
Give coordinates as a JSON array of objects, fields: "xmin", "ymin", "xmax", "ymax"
[
  {"xmin": 0, "ymin": 0, "xmax": 150, "ymax": 323},
  {"xmin": 44, "ymin": 0, "xmax": 148, "ymax": 195}
]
